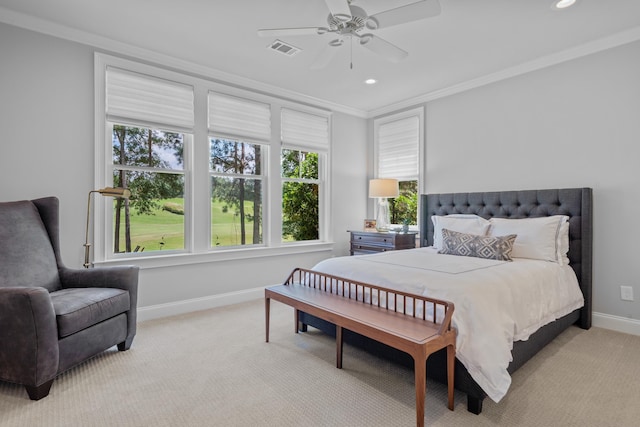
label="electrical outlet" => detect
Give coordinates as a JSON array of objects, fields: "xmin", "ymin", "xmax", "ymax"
[{"xmin": 621, "ymin": 286, "xmax": 634, "ymax": 301}]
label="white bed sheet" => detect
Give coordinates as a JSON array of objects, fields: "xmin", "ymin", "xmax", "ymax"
[{"xmin": 310, "ymin": 247, "xmax": 584, "ymax": 402}]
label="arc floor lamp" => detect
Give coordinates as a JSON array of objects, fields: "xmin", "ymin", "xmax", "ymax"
[{"xmin": 84, "ymin": 187, "xmax": 131, "ymax": 268}]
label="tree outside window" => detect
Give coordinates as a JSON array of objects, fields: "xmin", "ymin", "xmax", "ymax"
[{"xmin": 390, "ymin": 180, "xmax": 418, "ymax": 226}]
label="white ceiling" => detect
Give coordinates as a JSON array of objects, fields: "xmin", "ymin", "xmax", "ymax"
[{"xmin": 2, "ymin": 0, "xmax": 640, "ymax": 115}]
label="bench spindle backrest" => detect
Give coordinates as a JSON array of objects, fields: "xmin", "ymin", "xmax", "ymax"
[{"xmin": 284, "ymin": 268, "xmax": 454, "ymax": 335}]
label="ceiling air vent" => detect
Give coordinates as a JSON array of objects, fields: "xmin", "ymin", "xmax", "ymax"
[{"xmin": 268, "ymin": 39, "xmax": 301, "ymax": 57}]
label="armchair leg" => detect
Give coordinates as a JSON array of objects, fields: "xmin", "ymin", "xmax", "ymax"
[
  {"xmin": 117, "ymin": 336, "xmax": 135, "ymax": 351},
  {"xmin": 25, "ymin": 379, "xmax": 54, "ymax": 400}
]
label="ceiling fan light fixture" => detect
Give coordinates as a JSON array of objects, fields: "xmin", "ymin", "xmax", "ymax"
[
  {"xmin": 552, "ymin": 0, "xmax": 577, "ymax": 10},
  {"xmin": 333, "ymin": 13, "xmax": 351, "ymax": 22},
  {"xmin": 365, "ymin": 17, "xmax": 379, "ymax": 30},
  {"xmin": 359, "ymin": 33, "xmax": 373, "ymax": 45}
]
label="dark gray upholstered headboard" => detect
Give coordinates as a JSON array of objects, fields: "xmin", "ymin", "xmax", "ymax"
[{"xmin": 420, "ymin": 188, "xmax": 593, "ymax": 329}]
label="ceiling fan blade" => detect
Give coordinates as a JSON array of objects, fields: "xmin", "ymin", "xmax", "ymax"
[
  {"xmin": 367, "ymin": 0, "xmax": 441, "ymax": 30},
  {"xmin": 257, "ymin": 27, "xmax": 323, "ymax": 37},
  {"xmin": 323, "ymin": 0, "xmax": 352, "ymax": 20},
  {"xmin": 310, "ymin": 45, "xmax": 340, "ymax": 70},
  {"xmin": 360, "ymin": 35, "xmax": 408, "ymax": 63}
]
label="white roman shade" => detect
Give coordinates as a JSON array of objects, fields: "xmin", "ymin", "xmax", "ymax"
[
  {"xmin": 281, "ymin": 108, "xmax": 329, "ymax": 151},
  {"xmin": 106, "ymin": 67, "xmax": 194, "ymax": 129},
  {"xmin": 208, "ymin": 92, "xmax": 271, "ymax": 143},
  {"xmin": 377, "ymin": 116, "xmax": 419, "ymax": 180}
]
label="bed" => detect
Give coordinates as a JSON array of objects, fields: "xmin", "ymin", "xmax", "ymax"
[{"xmin": 297, "ymin": 188, "xmax": 593, "ymax": 414}]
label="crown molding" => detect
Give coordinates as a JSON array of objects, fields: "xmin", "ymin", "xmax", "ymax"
[{"xmin": 367, "ymin": 25, "xmax": 640, "ymax": 118}]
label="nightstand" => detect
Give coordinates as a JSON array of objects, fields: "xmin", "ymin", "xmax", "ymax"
[{"xmin": 349, "ymin": 230, "xmax": 417, "ymax": 255}]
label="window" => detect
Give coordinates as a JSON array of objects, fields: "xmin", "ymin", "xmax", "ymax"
[
  {"xmin": 105, "ymin": 66, "xmax": 193, "ymax": 255},
  {"xmin": 374, "ymin": 108, "xmax": 423, "ymax": 227},
  {"xmin": 208, "ymin": 92, "xmax": 270, "ymax": 248},
  {"xmin": 96, "ymin": 54, "xmax": 331, "ymax": 265},
  {"xmin": 281, "ymin": 108, "xmax": 329, "ymax": 242},
  {"xmin": 281, "ymin": 149, "xmax": 320, "ymax": 241}
]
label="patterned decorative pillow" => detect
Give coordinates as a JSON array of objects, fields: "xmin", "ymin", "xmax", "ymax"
[{"xmin": 438, "ymin": 228, "xmax": 517, "ymax": 261}]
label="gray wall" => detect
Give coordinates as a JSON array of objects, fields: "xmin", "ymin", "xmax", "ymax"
[
  {"xmin": 0, "ymin": 23, "xmax": 367, "ymax": 315},
  {"xmin": 423, "ymin": 40, "xmax": 640, "ymax": 322}
]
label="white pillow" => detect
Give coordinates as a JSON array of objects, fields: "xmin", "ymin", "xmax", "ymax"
[
  {"xmin": 431, "ymin": 214, "xmax": 490, "ymax": 250},
  {"xmin": 488, "ymin": 215, "xmax": 569, "ymax": 264},
  {"xmin": 558, "ymin": 220, "xmax": 570, "ymax": 266}
]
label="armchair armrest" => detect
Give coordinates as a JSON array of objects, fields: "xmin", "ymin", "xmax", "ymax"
[
  {"xmin": 59, "ymin": 265, "xmax": 139, "ymax": 294},
  {"xmin": 59, "ymin": 266, "xmax": 140, "ymax": 348},
  {"xmin": 0, "ymin": 287, "xmax": 59, "ymax": 387}
]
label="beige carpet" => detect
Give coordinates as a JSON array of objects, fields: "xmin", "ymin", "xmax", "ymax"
[{"xmin": 1, "ymin": 299, "xmax": 639, "ymax": 427}]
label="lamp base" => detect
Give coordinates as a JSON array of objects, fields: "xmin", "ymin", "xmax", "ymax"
[
  {"xmin": 83, "ymin": 243, "xmax": 91, "ymax": 268},
  {"xmin": 375, "ymin": 198, "xmax": 391, "ymax": 232}
]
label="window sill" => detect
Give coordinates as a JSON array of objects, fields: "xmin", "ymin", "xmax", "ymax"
[{"xmin": 93, "ymin": 241, "xmax": 335, "ymax": 270}]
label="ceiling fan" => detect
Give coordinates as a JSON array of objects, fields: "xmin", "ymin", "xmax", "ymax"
[{"xmin": 258, "ymin": 0, "xmax": 441, "ymax": 69}]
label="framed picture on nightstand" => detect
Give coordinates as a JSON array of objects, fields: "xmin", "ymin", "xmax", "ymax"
[{"xmin": 364, "ymin": 219, "xmax": 377, "ymax": 232}]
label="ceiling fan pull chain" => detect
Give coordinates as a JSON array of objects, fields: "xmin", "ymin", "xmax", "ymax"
[{"xmin": 350, "ymin": 36, "xmax": 353, "ymax": 70}]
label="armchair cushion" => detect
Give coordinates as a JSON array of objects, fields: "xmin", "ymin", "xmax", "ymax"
[{"xmin": 50, "ymin": 288, "xmax": 130, "ymax": 338}]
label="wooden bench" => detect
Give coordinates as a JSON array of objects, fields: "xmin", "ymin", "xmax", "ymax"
[{"xmin": 265, "ymin": 268, "xmax": 456, "ymax": 427}]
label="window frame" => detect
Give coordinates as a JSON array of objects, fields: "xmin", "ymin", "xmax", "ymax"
[
  {"xmin": 208, "ymin": 137, "xmax": 267, "ymax": 249},
  {"xmin": 373, "ymin": 107, "xmax": 424, "ymax": 230},
  {"xmin": 109, "ymin": 122, "xmax": 191, "ymax": 255},
  {"xmin": 94, "ymin": 53, "xmax": 333, "ymax": 268},
  {"xmin": 280, "ymin": 147, "xmax": 326, "ymax": 243}
]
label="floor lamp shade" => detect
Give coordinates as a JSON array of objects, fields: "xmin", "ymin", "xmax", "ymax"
[{"xmin": 369, "ymin": 179, "xmax": 399, "ymax": 231}]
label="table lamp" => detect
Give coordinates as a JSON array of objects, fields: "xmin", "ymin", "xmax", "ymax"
[{"xmin": 369, "ymin": 178, "xmax": 399, "ymax": 231}]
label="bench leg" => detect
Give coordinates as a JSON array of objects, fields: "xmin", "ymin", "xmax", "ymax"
[
  {"xmin": 447, "ymin": 344, "xmax": 455, "ymax": 410},
  {"xmin": 414, "ymin": 356, "xmax": 426, "ymax": 427},
  {"xmin": 265, "ymin": 297, "xmax": 270, "ymax": 343},
  {"xmin": 336, "ymin": 325, "xmax": 343, "ymax": 369}
]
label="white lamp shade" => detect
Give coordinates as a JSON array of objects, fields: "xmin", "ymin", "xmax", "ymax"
[{"xmin": 369, "ymin": 178, "xmax": 399, "ymax": 198}]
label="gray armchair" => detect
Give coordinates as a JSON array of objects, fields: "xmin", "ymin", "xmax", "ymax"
[{"xmin": 0, "ymin": 196, "xmax": 139, "ymax": 400}]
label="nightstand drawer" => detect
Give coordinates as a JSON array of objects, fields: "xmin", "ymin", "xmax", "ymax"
[
  {"xmin": 351, "ymin": 243, "xmax": 393, "ymax": 254},
  {"xmin": 348, "ymin": 230, "xmax": 417, "ymax": 255},
  {"xmin": 351, "ymin": 233, "xmax": 396, "ymax": 247}
]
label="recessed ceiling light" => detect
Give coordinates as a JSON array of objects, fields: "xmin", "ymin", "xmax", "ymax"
[
  {"xmin": 552, "ymin": 0, "xmax": 577, "ymax": 10},
  {"xmin": 365, "ymin": 79, "xmax": 377, "ymax": 85}
]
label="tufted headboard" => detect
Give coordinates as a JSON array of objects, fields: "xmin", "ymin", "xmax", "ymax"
[{"xmin": 420, "ymin": 188, "xmax": 593, "ymax": 329}]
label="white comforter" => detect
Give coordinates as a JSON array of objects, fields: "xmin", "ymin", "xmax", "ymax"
[{"xmin": 311, "ymin": 247, "xmax": 584, "ymax": 402}]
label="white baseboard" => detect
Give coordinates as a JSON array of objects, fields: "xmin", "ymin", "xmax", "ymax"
[
  {"xmin": 593, "ymin": 312, "xmax": 640, "ymax": 336},
  {"xmin": 137, "ymin": 286, "xmax": 267, "ymax": 322}
]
